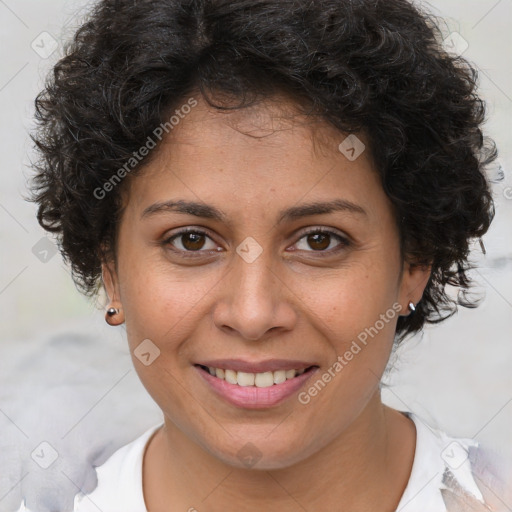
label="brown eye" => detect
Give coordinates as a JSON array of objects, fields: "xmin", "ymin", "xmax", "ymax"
[
  {"xmin": 164, "ymin": 229, "xmax": 218, "ymax": 254},
  {"xmin": 180, "ymin": 232, "xmax": 206, "ymax": 251},
  {"xmin": 306, "ymin": 233, "xmax": 331, "ymax": 251},
  {"xmin": 294, "ymin": 229, "xmax": 350, "ymax": 254}
]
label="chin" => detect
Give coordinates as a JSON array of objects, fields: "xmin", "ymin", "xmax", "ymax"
[{"xmin": 207, "ymin": 434, "xmax": 317, "ymax": 471}]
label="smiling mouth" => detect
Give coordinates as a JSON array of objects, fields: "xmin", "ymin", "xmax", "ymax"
[{"xmin": 196, "ymin": 364, "xmax": 317, "ymax": 388}]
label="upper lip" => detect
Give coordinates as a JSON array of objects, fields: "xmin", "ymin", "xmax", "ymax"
[{"xmin": 196, "ymin": 359, "xmax": 317, "ymax": 373}]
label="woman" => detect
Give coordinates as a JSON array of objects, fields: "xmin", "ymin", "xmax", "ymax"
[{"xmin": 20, "ymin": 0, "xmax": 511, "ymax": 510}]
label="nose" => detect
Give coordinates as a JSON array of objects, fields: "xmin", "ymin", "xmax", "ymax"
[{"xmin": 212, "ymin": 247, "xmax": 297, "ymax": 341}]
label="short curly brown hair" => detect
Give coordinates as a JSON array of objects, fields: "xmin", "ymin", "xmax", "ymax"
[{"xmin": 29, "ymin": 0, "xmax": 497, "ymax": 341}]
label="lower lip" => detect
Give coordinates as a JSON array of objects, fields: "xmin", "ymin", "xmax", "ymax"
[{"xmin": 195, "ymin": 366, "xmax": 318, "ymax": 409}]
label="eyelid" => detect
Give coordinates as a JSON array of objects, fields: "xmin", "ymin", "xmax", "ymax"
[
  {"xmin": 163, "ymin": 227, "xmax": 219, "ymax": 254},
  {"xmin": 294, "ymin": 226, "xmax": 350, "ymax": 241},
  {"xmin": 290, "ymin": 226, "xmax": 351, "ymax": 252}
]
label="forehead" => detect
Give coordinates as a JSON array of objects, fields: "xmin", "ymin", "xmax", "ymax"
[
  {"xmin": 155, "ymin": 93, "xmax": 362, "ymax": 160},
  {"xmin": 121, "ymin": 93, "xmax": 384, "ymax": 219}
]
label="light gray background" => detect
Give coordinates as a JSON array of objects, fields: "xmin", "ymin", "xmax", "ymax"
[{"xmin": 0, "ymin": 1, "xmax": 511, "ymax": 510}]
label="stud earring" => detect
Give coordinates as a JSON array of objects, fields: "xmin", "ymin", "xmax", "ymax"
[
  {"xmin": 105, "ymin": 306, "xmax": 123, "ymax": 325},
  {"xmin": 408, "ymin": 301, "xmax": 416, "ymax": 312}
]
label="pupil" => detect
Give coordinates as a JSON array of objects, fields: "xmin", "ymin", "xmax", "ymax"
[
  {"xmin": 183, "ymin": 233, "xmax": 204, "ymax": 251},
  {"xmin": 309, "ymin": 233, "xmax": 329, "ymax": 251}
]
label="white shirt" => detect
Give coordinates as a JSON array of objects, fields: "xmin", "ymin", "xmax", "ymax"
[{"xmin": 17, "ymin": 412, "xmax": 502, "ymax": 512}]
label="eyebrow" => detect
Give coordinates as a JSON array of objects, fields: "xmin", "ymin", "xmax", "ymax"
[{"xmin": 140, "ymin": 198, "xmax": 367, "ymax": 223}]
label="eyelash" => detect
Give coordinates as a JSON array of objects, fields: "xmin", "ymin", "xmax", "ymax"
[{"xmin": 161, "ymin": 227, "xmax": 351, "ymax": 259}]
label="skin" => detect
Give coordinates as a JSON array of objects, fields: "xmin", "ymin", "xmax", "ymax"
[{"xmin": 102, "ymin": 93, "xmax": 431, "ymax": 511}]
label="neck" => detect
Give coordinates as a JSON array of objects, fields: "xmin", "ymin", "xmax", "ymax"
[{"xmin": 143, "ymin": 391, "xmax": 416, "ymax": 511}]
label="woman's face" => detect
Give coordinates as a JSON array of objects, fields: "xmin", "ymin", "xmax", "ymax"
[{"xmin": 103, "ymin": 94, "xmax": 429, "ymax": 469}]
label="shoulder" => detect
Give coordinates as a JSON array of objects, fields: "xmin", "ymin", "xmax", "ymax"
[
  {"xmin": 465, "ymin": 441, "xmax": 512, "ymax": 511},
  {"xmin": 73, "ymin": 422, "xmax": 163, "ymax": 512},
  {"xmin": 398, "ymin": 411, "xmax": 512, "ymax": 512}
]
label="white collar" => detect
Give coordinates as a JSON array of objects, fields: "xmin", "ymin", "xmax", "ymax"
[{"xmin": 396, "ymin": 411, "xmax": 484, "ymax": 511}]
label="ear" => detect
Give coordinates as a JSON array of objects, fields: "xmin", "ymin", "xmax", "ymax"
[
  {"xmin": 101, "ymin": 260, "xmax": 121, "ymax": 304},
  {"xmin": 397, "ymin": 260, "xmax": 432, "ymax": 315},
  {"xmin": 101, "ymin": 260, "xmax": 125, "ymax": 326}
]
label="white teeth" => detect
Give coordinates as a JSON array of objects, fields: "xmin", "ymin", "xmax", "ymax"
[
  {"xmin": 225, "ymin": 369, "xmax": 238, "ymax": 385},
  {"xmin": 273, "ymin": 370, "xmax": 287, "ymax": 384},
  {"xmin": 255, "ymin": 371, "xmax": 274, "ymax": 388},
  {"xmin": 204, "ymin": 366, "xmax": 308, "ymax": 388},
  {"xmin": 237, "ymin": 371, "xmax": 255, "ymax": 387}
]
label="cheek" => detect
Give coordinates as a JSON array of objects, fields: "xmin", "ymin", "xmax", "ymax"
[
  {"xmin": 118, "ymin": 256, "xmax": 218, "ymax": 349},
  {"xmin": 307, "ymin": 260, "xmax": 400, "ymax": 346},
  {"xmin": 298, "ymin": 262, "xmax": 400, "ymax": 410}
]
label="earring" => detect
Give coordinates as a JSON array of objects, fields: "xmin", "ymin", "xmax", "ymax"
[
  {"xmin": 105, "ymin": 306, "xmax": 123, "ymax": 325},
  {"xmin": 408, "ymin": 301, "xmax": 416, "ymax": 312}
]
